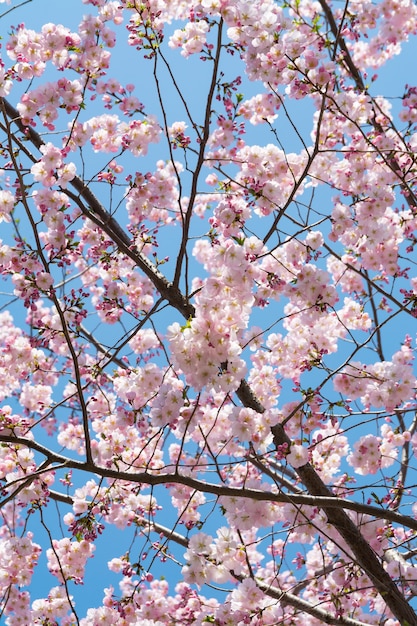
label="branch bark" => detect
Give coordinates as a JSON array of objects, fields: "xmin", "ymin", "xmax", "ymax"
[
  {"xmin": 272, "ymin": 422, "xmax": 417, "ymax": 626},
  {"xmin": 1, "ymin": 435, "xmax": 417, "ymax": 532},
  {"xmin": 2, "ymin": 73, "xmax": 417, "ymax": 623}
]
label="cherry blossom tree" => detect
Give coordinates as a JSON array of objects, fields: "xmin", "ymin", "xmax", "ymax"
[{"xmin": 1, "ymin": 0, "xmax": 417, "ymax": 623}]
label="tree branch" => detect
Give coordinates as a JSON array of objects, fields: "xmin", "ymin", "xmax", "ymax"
[
  {"xmin": 0, "ymin": 97, "xmax": 195, "ymax": 321},
  {"xmin": 1, "ymin": 435, "xmax": 417, "ymax": 534},
  {"xmin": 271, "ymin": 422, "xmax": 417, "ymax": 626}
]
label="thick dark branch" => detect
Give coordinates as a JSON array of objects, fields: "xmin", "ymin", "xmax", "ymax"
[
  {"xmin": 271, "ymin": 422, "xmax": 417, "ymax": 626},
  {"xmin": 1, "ymin": 435, "xmax": 417, "ymax": 534},
  {"xmin": 48, "ymin": 490, "xmax": 73, "ymax": 505},
  {"xmin": 318, "ymin": 0, "xmax": 366, "ymax": 90},
  {"xmin": 234, "ymin": 378, "xmax": 417, "ymax": 624},
  {"xmin": 0, "ymin": 97, "xmax": 195, "ymax": 321},
  {"xmin": 2, "ymin": 71, "xmax": 417, "ymax": 623}
]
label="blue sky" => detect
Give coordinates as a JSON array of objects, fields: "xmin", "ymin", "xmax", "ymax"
[
  {"xmin": 1, "ymin": 0, "xmax": 417, "ymax": 621},
  {"xmin": 0, "ymin": 1, "xmax": 263, "ymax": 616}
]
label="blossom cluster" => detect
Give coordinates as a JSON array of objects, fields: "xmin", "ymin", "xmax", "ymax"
[
  {"xmin": 334, "ymin": 341, "xmax": 416, "ymax": 412},
  {"xmin": 0, "ymin": 0, "xmax": 416, "ymax": 624}
]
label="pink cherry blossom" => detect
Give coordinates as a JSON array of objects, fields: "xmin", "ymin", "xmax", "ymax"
[
  {"xmin": 0, "ymin": 0, "xmax": 416, "ymax": 624},
  {"xmin": 0, "ymin": 190, "xmax": 14, "ymax": 223}
]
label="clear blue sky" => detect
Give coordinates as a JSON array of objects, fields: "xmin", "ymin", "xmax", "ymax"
[{"xmin": 1, "ymin": 0, "xmax": 416, "ymax": 620}]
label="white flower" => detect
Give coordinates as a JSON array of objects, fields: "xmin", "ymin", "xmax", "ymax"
[{"xmin": 287, "ymin": 443, "xmax": 309, "ymax": 468}]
